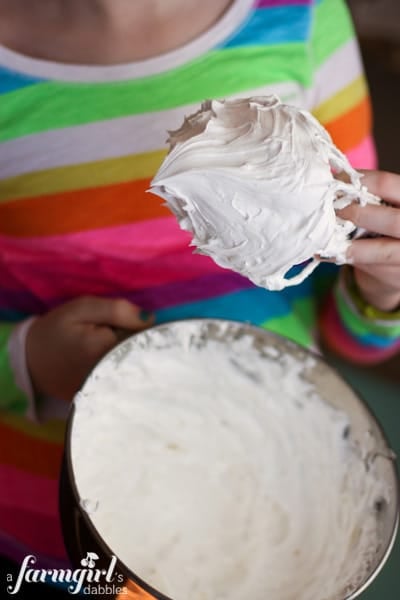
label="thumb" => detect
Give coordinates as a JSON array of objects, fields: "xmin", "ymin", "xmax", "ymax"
[{"xmin": 72, "ymin": 296, "xmax": 154, "ymax": 330}]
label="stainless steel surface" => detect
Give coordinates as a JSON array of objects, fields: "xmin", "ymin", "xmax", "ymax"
[{"xmin": 62, "ymin": 318, "xmax": 399, "ymax": 600}]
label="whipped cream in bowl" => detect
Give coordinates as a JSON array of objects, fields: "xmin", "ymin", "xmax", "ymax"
[
  {"xmin": 65, "ymin": 319, "xmax": 399, "ymax": 600},
  {"xmin": 150, "ymin": 96, "xmax": 380, "ymax": 290}
]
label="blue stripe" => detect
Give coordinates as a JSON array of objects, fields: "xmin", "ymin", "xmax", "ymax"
[
  {"xmin": 221, "ymin": 6, "xmax": 312, "ymax": 48},
  {"xmin": 155, "ymin": 285, "xmax": 309, "ymax": 325},
  {"xmin": 0, "ymin": 65, "xmax": 45, "ymax": 94},
  {"xmin": 0, "ymin": 309, "xmax": 29, "ymax": 321},
  {"xmin": 357, "ymin": 331, "xmax": 400, "ymax": 348}
]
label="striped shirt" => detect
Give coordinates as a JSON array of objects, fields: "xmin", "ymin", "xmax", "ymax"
[{"xmin": 0, "ymin": 0, "xmax": 398, "ymax": 568}]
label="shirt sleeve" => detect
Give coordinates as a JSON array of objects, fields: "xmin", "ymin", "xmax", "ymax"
[
  {"xmin": 318, "ymin": 267, "xmax": 400, "ymax": 364},
  {"xmin": 0, "ymin": 319, "xmax": 39, "ymax": 419},
  {"xmin": 7, "ymin": 318, "xmax": 70, "ymax": 422}
]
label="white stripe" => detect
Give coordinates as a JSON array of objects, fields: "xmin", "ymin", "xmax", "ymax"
[
  {"xmin": 309, "ymin": 38, "xmax": 364, "ymax": 109},
  {"xmin": 0, "ymin": 81, "xmax": 302, "ymax": 179}
]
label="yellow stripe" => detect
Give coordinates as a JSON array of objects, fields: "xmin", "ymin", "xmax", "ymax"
[
  {"xmin": 0, "ymin": 148, "xmax": 167, "ymax": 202},
  {"xmin": 0, "ymin": 412, "xmax": 66, "ymax": 444},
  {"xmin": 312, "ymin": 76, "xmax": 367, "ymax": 125},
  {"xmin": 0, "ymin": 78, "xmax": 367, "ymax": 204}
]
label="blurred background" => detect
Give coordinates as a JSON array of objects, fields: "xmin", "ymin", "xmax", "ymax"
[
  {"xmin": 348, "ymin": 0, "xmax": 400, "ymax": 172},
  {"xmin": 343, "ymin": 0, "xmax": 400, "ymax": 382},
  {"xmin": 329, "ymin": 8, "xmax": 400, "ymax": 600}
]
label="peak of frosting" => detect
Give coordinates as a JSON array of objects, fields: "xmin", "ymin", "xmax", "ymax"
[{"xmin": 150, "ymin": 96, "xmax": 379, "ymax": 290}]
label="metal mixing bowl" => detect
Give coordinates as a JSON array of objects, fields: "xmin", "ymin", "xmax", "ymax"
[{"xmin": 60, "ymin": 319, "xmax": 399, "ymax": 600}]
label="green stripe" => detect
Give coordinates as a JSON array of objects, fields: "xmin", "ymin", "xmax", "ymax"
[
  {"xmin": 1, "ymin": 411, "xmax": 66, "ymax": 443},
  {"xmin": 0, "ymin": 44, "xmax": 312, "ymax": 142},
  {"xmin": 335, "ymin": 289, "xmax": 400, "ymax": 339},
  {"xmin": 261, "ymin": 296, "xmax": 315, "ymax": 349},
  {"xmin": 0, "ymin": 323, "xmax": 29, "ymax": 414},
  {"xmin": 312, "ymin": 0, "xmax": 355, "ymax": 66}
]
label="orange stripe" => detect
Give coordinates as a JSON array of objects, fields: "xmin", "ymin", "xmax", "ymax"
[
  {"xmin": 119, "ymin": 580, "xmax": 156, "ymax": 599},
  {"xmin": 0, "ymin": 178, "xmax": 170, "ymax": 236},
  {"xmin": 0, "ymin": 421, "xmax": 63, "ymax": 478},
  {"xmin": 324, "ymin": 97, "xmax": 371, "ymax": 153}
]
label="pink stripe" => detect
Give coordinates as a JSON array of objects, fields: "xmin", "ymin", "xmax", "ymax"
[
  {"xmin": 0, "ymin": 529, "xmax": 70, "ymax": 568},
  {"xmin": 0, "ymin": 506, "xmax": 66, "ymax": 559},
  {"xmin": 0, "ymin": 465, "xmax": 58, "ymax": 515},
  {"xmin": 0, "ymin": 466, "xmax": 66, "ymax": 558},
  {"xmin": 0, "ymin": 247, "xmax": 221, "ymax": 303},
  {"xmin": 345, "ymin": 135, "xmax": 377, "ymax": 170},
  {"xmin": 0, "ymin": 215, "xmax": 188, "ymax": 263},
  {"xmin": 0, "ymin": 214, "xmax": 226, "ymax": 309}
]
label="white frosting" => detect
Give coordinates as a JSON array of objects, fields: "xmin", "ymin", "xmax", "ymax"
[
  {"xmin": 150, "ymin": 96, "xmax": 380, "ymax": 290},
  {"xmin": 71, "ymin": 322, "xmax": 387, "ymax": 600}
]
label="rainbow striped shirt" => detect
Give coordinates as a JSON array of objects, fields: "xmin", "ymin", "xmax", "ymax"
[{"xmin": 0, "ymin": 0, "xmax": 398, "ymax": 567}]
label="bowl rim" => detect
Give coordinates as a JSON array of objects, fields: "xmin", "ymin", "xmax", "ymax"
[{"xmin": 61, "ymin": 317, "xmax": 400, "ymax": 600}]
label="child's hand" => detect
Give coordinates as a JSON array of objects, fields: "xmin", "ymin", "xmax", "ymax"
[
  {"xmin": 337, "ymin": 170, "xmax": 400, "ymax": 312},
  {"xmin": 26, "ymin": 296, "xmax": 154, "ymax": 402}
]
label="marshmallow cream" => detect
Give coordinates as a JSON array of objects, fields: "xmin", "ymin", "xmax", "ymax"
[
  {"xmin": 71, "ymin": 322, "xmax": 388, "ymax": 600},
  {"xmin": 150, "ymin": 96, "xmax": 379, "ymax": 291}
]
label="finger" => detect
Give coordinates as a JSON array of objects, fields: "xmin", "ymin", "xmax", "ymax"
[
  {"xmin": 102, "ymin": 299, "xmax": 155, "ymax": 330},
  {"xmin": 336, "ymin": 203, "xmax": 400, "ymax": 238},
  {"xmin": 358, "ymin": 170, "xmax": 400, "ymax": 206},
  {"xmin": 354, "ymin": 263, "xmax": 400, "ymax": 286},
  {"xmin": 82, "ymin": 323, "xmax": 143, "ymax": 363},
  {"xmin": 82, "ymin": 326, "xmax": 118, "ymax": 362},
  {"xmin": 72, "ymin": 296, "xmax": 155, "ymax": 329},
  {"xmin": 353, "ymin": 266, "xmax": 400, "ymax": 311},
  {"xmin": 347, "ymin": 238, "xmax": 400, "ymax": 265},
  {"xmin": 109, "ymin": 326, "xmax": 140, "ymax": 343}
]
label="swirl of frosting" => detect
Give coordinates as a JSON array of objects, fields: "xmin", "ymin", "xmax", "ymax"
[
  {"xmin": 71, "ymin": 323, "xmax": 388, "ymax": 600},
  {"xmin": 150, "ymin": 96, "xmax": 379, "ymax": 290}
]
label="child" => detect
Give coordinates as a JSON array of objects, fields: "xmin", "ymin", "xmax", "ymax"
[{"xmin": 0, "ymin": 0, "xmax": 399, "ymax": 588}]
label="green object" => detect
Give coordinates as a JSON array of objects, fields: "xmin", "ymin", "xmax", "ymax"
[
  {"xmin": 139, "ymin": 310, "xmax": 152, "ymax": 322},
  {"xmin": 0, "ymin": 323, "xmax": 29, "ymax": 414}
]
